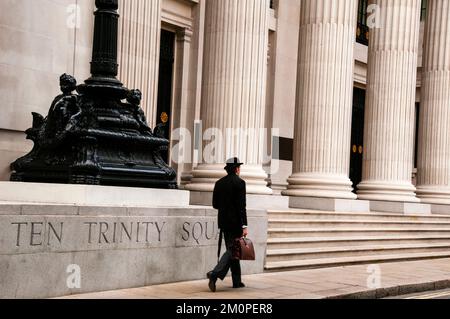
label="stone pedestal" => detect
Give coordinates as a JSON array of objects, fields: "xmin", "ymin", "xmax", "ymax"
[
  {"xmin": 185, "ymin": 0, "xmax": 272, "ymax": 195},
  {"xmin": 0, "ymin": 203, "xmax": 268, "ymax": 299},
  {"xmin": 187, "ymin": 164, "xmax": 272, "ymax": 195},
  {"xmin": 370, "ymin": 201, "xmax": 431, "ymax": 215},
  {"xmin": 189, "ymin": 191, "xmax": 289, "ymax": 210},
  {"xmin": 283, "ymin": 0, "xmax": 358, "ymax": 200},
  {"xmin": 357, "ymin": 0, "xmax": 422, "ymax": 203},
  {"xmin": 289, "ymin": 197, "xmax": 370, "ymax": 213},
  {"xmin": 416, "ymin": 0, "xmax": 450, "ymax": 205},
  {"xmin": 0, "ymin": 182, "xmax": 189, "ymax": 207},
  {"xmin": 430, "ymin": 204, "xmax": 450, "ymax": 215}
]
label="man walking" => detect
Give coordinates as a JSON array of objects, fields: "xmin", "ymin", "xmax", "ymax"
[{"xmin": 207, "ymin": 157, "xmax": 248, "ymax": 292}]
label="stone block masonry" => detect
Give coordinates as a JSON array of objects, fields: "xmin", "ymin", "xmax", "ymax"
[{"xmin": 0, "ymin": 204, "xmax": 267, "ymax": 299}]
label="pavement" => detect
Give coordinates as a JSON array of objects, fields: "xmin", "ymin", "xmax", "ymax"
[
  {"xmin": 60, "ymin": 258, "xmax": 450, "ymax": 299},
  {"xmin": 393, "ymin": 288, "xmax": 450, "ymax": 299}
]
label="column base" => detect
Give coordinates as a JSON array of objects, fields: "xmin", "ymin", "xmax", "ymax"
[
  {"xmin": 357, "ymin": 181, "xmax": 420, "ymax": 203},
  {"xmin": 288, "ymin": 196, "xmax": 370, "ymax": 213},
  {"xmin": 189, "ymin": 191, "xmax": 288, "ymax": 210},
  {"xmin": 416, "ymin": 186, "xmax": 450, "ymax": 205},
  {"xmin": 370, "ymin": 201, "xmax": 431, "ymax": 215},
  {"xmin": 281, "ymin": 173, "xmax": 357, "ymax": 200},
  {"xmin": 184, "ymin": 164, "xmax": 273, "ymax": 195},
  {"xmin": 270, "ymin": 182, "xmax": 289, "ymax": 195},
  {"xmin": 178, "ymin": 172, "xmax": 193, "ymax": 189},
  {"xmin": 430, "ymin": 204, "xmax": 450, "ymax": 215},
  {"xmin": 0, "ymin": 182, "xmax": 190, "ymax": 207}
]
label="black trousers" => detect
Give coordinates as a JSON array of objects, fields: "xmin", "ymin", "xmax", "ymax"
[{"xmin": 210, "ymin": 231, "xmax": 241, "ymax": 286}]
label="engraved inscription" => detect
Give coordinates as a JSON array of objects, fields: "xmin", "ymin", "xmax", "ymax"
[
  {"xmin": 9, "ymin": 218, "xmax": 220, "ymax": 250},
  {"xmin": 83, "ymin": 221, "xmax": 166, "ymax": 244},
  {"xmin": 12, "ymin": 222, "xmax": 63, "ymax": 247},
  {"xmin": 181, "ymin": 221, "xmax": 219, "ymax": 245}
]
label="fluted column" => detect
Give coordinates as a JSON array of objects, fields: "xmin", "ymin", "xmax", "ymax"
[
  {"xmin": 118, "ymin": 0, "xmax": 161, "ymax": 127},
  {"xmin": 417, "ymin": 0, "xmax": 450, "ymax": 205},
  {"xmin": 185, "ymin": 0, "xmax": 272, "ymax": 195},
  {"xmin": 357, "ymin": 0, "xmax": 421, "ymax": 202},
  {"xmin": 282, "ymin": 0, "xmax": 358, "ymax": 199},
  {"xmin": 86, "ymin": 0, "xmax": 121, "ymax": 87}
]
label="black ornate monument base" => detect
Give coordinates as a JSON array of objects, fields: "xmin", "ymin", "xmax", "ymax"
[
  {"xmin": 10, "ymin": 75, "xmax": 177, "ymax": 189},
  {"xmin": 10, "ymin": 0, "xmax": 177, "ymax": 189}
]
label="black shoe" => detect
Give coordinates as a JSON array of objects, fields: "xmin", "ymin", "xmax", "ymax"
[
  {"xmin": 207, "ymin": 272, "xmax": 217, "ymax": 293},
  {"xmin": 233, "ymin": 282, "xmax": 246, "ymax": 289}
]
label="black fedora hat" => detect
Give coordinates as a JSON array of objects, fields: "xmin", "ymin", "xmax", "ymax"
[{"xmin": 224, "ymin": 157, "xmax": 244, "ymax": 170}]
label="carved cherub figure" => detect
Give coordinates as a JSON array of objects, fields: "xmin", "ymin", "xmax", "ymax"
[
  {"xmin": 60, "ymin": 73, "xmax": 77, "ymax": 95},
  {"xmin": 48, "ymin": 74, "xmax": 77, "ymax": 115},
  {"xmin": 13, "ymin": 74, "xmax": 81, "ymax": 168},
  {"xmin": 42, "ymin": 74, "xmax": 81, "ymax": 147},
  {"xmin": 127, "ymin": 89, "xmax": 153, "ymax": 135}
]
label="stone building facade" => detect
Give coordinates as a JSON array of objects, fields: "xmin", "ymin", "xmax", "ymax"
[{"xmin": 1, "ymin": 0, "xmax": 448, "ymax": 205}]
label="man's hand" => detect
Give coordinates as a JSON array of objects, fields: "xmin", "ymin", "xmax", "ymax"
[{"xmin": 242, "ymin": 228, "xmax": 249, "ymax": 238}]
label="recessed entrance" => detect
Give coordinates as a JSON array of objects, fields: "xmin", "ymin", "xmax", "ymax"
[
  {"xmin": 156, "ymin": 29, "xmax": 176, "ymax": 163},
  {"xmin": 350, "ymin": 87, "xmax": 366, "ymax": 192}
]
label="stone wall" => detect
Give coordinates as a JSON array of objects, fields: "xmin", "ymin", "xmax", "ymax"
[
  {"xmin": 0, "ymin": 204, "xmax": 267, "ymax": 299},
  {"xmin": 0, "ymin": 0, "xmax": 94, "ymax": 181},
  {"xmin": 0, "ymin": 131, "xmax": 31, "ymax": 181}
]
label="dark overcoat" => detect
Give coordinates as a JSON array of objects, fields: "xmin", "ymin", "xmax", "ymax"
[{"xmin": 212, "ymin": 173, "xmax": 248, "ymax": 237}]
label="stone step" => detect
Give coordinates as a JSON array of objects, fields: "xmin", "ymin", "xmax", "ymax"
[
  {"xmin": 268, "ymin": 228, "xmax": 450, "ymax": 238},
  {"xmin": 264, "ymin": 251, "xmax": 450, "ymax": 271},
  {"xmin": 266, "ymin": 243, "xmax": 450, "ymax": 262},
  {"xmin": 268, "ymin": 219, "xmax": 450, "ymax": 229},
  {"xmin": 268, "ymin": 210, "xmax": 450, "ymax": 222},
  {"xmin": 265, "ymin": 211, "xmax": 450, "ymax": 271},
  {"xmin": 267, "ymin": 235, "xmax": 450, "ymax": 249}
]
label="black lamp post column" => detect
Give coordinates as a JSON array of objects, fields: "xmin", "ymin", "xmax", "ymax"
[{"xmin": 86, "ymin": 0, "xmax": 122, "ymax": 87}]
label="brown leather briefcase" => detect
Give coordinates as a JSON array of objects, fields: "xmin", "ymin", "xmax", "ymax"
[{"xmin": 232, "ymin": 237, "xmax": 256, "ymax": 261}]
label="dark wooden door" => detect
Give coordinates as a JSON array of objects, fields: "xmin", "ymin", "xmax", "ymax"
[
  {"xmin": 350, "ymin": 88, "xmax": 366, "ymax": 192},
  {"xmin": 156, "ymin": 30, "xmax": 175, "ymax": 163}
]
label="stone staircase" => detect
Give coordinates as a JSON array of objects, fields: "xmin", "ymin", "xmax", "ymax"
[{"xmin": 265, "ymin": 210, "xmax": 450, "ymax": 271}]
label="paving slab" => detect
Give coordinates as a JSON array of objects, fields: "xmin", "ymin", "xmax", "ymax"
[{"xmin": 60, "ymin": 257, "xmax": 450, "ymax": 299}]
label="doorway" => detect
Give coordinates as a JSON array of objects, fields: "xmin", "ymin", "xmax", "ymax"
[
  {"xmin": 156, "ymin": 29, "xmax": 176, "ymax": 164},
  {"xmin": 350, "ymin": 88, "xmax": 366, "ymax": 192}
]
